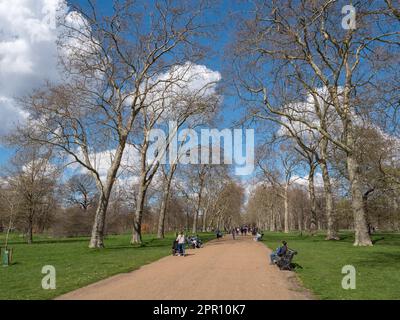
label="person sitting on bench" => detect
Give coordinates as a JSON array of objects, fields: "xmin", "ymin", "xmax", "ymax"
[
  {"xmin": 270, "ymin": 240, "xmax": 288, "ymax": 264},
  {"xmin": 254, "ymin": 232, "xmax": 264, "ymax": 241}
]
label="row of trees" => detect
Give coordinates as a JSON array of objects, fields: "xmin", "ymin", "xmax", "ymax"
[
  {"xmin": 0, "ymin": 1, "xmax": 218, "ymax": 248},
  {"xmin": 1, "ymin": 1, "xmax": 399, "ymax": 248},
  {"xmin": 236, "ymin": 0, "xmax": 400, "ymax": 245},
  {"xmin": 246, "ymin": 135, "xmax": 400, "ymax": 235},
  {"xmin": 0, "ymin": 142, "xmax": 244, "ymax": 245}
]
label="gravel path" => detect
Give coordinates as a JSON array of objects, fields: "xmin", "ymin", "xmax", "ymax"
[{"xmin": 56, "ymin": 236, "xmax": 313, "ymax": 300}]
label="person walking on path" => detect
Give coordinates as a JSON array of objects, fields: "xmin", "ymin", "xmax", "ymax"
[
  {"xmin": 231, "ymin": 228, "xmax": 236, "ymax": 240},
  {"xmin": 176, "ymin": 232, "xmax": 186, "ymax": 256}
]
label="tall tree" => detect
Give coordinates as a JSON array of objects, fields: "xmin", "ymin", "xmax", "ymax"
[
  {"xmin": 19, "ymin": 0, "xmax": 214, "ymax": 248},
  {"xmin": 129, "ymin": 63, "xmax": 220, "ymax": 244},
  {"xmin": 2, "ymin": 145, "xmax": 58, "ymax": 243},
  {"xmin": 233, "ymin": 1, "xmax": 399, "ymax": 245}
]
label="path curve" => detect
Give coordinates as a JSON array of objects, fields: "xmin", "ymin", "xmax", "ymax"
[{"xmin": 57, "ymin": 236, "xmax": 312, "ymax": 300}]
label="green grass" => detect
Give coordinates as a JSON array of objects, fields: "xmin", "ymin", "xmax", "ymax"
[
  {"xmin": 2, "ymin": 231, "xmax": 398, "ymax": 300},
  {"xmin": 262, "ymin": 231, "xmax": 400, "ymax": 300},
  {"xmin": 0, "ymin": 232, "xmax": 215, "ymax": 300}
]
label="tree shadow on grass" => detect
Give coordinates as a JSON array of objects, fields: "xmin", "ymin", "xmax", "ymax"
[
  {"xmin": 372, "ymin": 237, "xmax": 385, "ymax": 245},
  {"xmin": 6, "ymin": 238, "xmax": 90, "ymax": 246},
  {"xmin": 104, "ymin": 242, "xmax": 172, "ymax": 250},
  {"xmin": 354, "ymin": 251, "xmax": 400, "ymax": 266}
]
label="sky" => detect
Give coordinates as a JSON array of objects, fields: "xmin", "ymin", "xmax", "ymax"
[
  {"xmin": 0, "ymin": 0, "xmax": 250, "ymax": 167},
  {"xmin": 0, "ymin": 0, "xmax": 335, "ymax": 192}
]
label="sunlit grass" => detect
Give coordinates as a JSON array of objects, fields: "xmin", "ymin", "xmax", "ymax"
[
  {"xmin": 0, "ymin": 232, "xmax": 215, "ymax": 300},
  {"xmin": 262, "ymin": 231, "xmax": 400, "ymax": 300}
]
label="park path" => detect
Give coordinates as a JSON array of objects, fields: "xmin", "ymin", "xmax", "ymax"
[{"xmin": 56, "ymin": 236, "xmax": 312, "ymax": 300}]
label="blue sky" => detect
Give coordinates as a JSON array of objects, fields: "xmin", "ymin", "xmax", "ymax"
[
  {"xmin": 0, "ymin": 147, "xmax": 12, "ymax": 164},
  {"xmin": 0, "ymin": 0, "xmax": 252, "ymax": 168}
]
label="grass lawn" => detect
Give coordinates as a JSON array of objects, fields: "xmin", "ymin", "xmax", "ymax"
[
  {"xmin": 262, "ymin": 231, "xmax": 400, "ymax": 300},
  {"xmin": 0, "ymin": 232, "xmax": 215, "ymax": 300}
]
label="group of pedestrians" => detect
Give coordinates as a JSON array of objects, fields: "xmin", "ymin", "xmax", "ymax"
[{"xmin": 230, "ymin": 225, "xmax": 261, "ymax": 240}]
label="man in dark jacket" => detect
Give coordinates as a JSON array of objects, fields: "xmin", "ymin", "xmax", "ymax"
[{"xmin": 270, "ymin": 241, "xmax": 288, "ymax": 264}]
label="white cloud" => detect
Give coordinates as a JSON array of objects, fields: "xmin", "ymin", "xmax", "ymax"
[
  {"xmin": 135, "ymin": 61, "xmax": 222, "ymax": 121},
  {"xmin": 0, "ymin": 0, "xmax": 68, "ymax": 136},
  {"xmin": 292, "ymin": 172, "xmax": 323, "ymax": 188},
  {"xmin": 70, "ymin": 145, "xmax": 142, "ymax": 184},
  {"xmin": 0, "ymin": 96, "xmax": 29, "ymax": 135}
]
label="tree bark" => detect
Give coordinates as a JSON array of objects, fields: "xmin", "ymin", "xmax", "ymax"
[
  {"xmin": 131, "ymin": 137, "xmax": 152, "ymax": 245},
  {"xmin": 192, "ymin": 210, "xmax": 199, "ymax": 234},
  {"xmin": 284, "ymin": 184, "xmax": 289, "ymax": 233},
  {"xmin": 89, "ymin": 139, "xmax": 127, "ymax": 248},
  {"xmin": 131, "ymin": 182, "xmax": 147, "ymax": 244},
  {"xmin": 89, "ymin": 192, "xmax": 108, "ymax": 248},
  {"xmin": 157, "ymin": 164, "xmax": 177, "ymax": 239},
  {"xmin": 319, "ymin": 137, "xmax": 339, "ymax": 240},
  {"xmin": 320, "ymin": 159, "xmax": 339, "ymax": 240},
  {"xmin": 297, "ymin": 208, "xmax": 303, "ymax": 232},
  {"xmin": 202, "ymin": 207, "xmax": 208, "ymax": 232},
  {"xmin": 192, "ymin": 176, "xmax": 205, "ymax": 234},
  {"xmin": 269, "ymin": 210, "xmax": 275, "ymax": 231},
  {"xmin": 26, "ymin": 213, "xmax": 33, "ymax": 244},
  {"xmin": 347, "ymin": 152, "xmax": 373, "ymax": 246},
  {"xmin": 308, "ymin": 164, "xmax": 318, "ymax": 234},
  {"xmin": 157, "ymin": 180, "xmax": 172, "ymax": 239},
  {"xmin": 207, "ymin": 214, "xmax": 215, "ymax": 231}
]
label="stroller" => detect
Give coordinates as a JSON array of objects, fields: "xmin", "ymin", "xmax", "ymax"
[
  {"xmin": 171, "ymin": 240, "xmax": 179, "ymax": 256},
  {"xmin": 187, "ymin": 236, "xmax": 203, "ymax": 249}
]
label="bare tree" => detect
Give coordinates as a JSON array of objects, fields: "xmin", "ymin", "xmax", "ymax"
[
  {"xmin": 233, "ymin": 1, "xmax": 399, "ymax": 245},
  {"xmin": 19, "ymin": 0, "xmax": 214, "ymax": 248},
  {"xmin": 129, "ymin": 63, "xmax": 220, "ymax": 244},
  {"xmin": 277, "ymin": 93, "xmax": 340, "ymax": 239},
  {"xmin": 65, "ymin": 174, "xmax": 97, "ymax": 211},
  {"xmin": 0, "ymin": 184, "xmax": 21, "ymax": 247},
  {"xmin": 156, "ymin": 163, "xmax": 178, "ymax": 238},
  {"xmin": 2, "ymin": 145, "xmax": 58, "ymax": 243},
  {"xmin": 257, "ymin": 141, "xmax": 301, "ymax": 233}
]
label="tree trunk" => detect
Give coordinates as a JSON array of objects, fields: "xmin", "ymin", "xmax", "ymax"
[
  {"xmin": 207, "ymin": 216, "xmax": 213, "ymax": 231},
  {"xmin": 270, "ymin": 210, "xmax": 275, "ymax": 231},
  {"xmin": 186, "ymin": 208, "xmax": 190, "ymax": 232},
  {"xmin": 157, "ymin": 181, "xmax": 171, "ymax": 239},
  {"xmin": 89, "ymin": 139, "xmax": 127, "ymax": 248},
  {"xmin": 276, "ymin": 206, "xmax": 283, "ymax": 231},
  {"xmin": 26, "ymin": 213, "xmax": 33, "ymax": 244},
  {"xmin": 157, "ymin": 163, "xmax": 177, "ymax": 239},
  {"xmin": 308, "ymin": 164, "xmax": 318, "ymax": 234},
  {"xmin": 297, "ymin": 209, "xmax": 303, "ymax": 232},
  {"xmin": 193, "ymin": 179, "xmax": 204, "ymax": 234},
  {"xmin": 347, "ymin": 152, "xmax": 373, "ymax": 246},
  {"xmin": 319, "ymin": 137, "xmax": 339, "ymax": 240},
  {"xmin": 157, "ymin": 195, "xmax": 168, "ymax": 239},
  {"xmin": 202, "ymin": 207, "xmax": 208, "ymax": 232},
  {"xmin": 89, "ymin": 192, "xmax": 109, "ymax": 248},
  {"xmin": 131, "ymin": 182, "xmax": 146, "ymax": 244},
  {"xmin": 321, "ymin": 160, "xmax": 339, "ymax": 240},
  {"xmin": 192, "ymin": 210, "xmax": 199, "ymax": 234},
  {"xmin": 284, "ymin": 184, "xmax": 289, "ymax": 233}
]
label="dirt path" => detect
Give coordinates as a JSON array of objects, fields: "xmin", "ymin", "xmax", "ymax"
[{"xmin": 57, "ymin": 236, "xmax": 312, "ymax": 300}]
